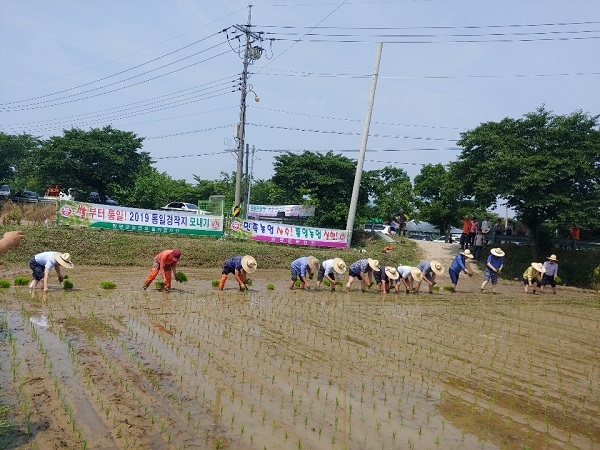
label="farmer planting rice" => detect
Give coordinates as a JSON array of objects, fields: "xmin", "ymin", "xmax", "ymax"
[
  {"xmin": 28, "ymin": 251, "xmax": 74, "ymax": 292},
  {"xmin": 448, "ymin": 249, "xmax": 474, "ymax": 293},
  {"xmin": 480, "ymin": 247, "xmax": 505, "ymax": 294},
  {"xmin": 394, "ymin": 265, "xmax": 421, "ymax": 294},
  {"xmin": 523, "ymin": 262, "xmax": 545, "ymax": 294},
  {"xmin": 315, "ymin": 257, "xmax": 347, "ymax": 291},
  {"xmin": 374, "ymin": 265, "xmax": 400, "ymax": 294},
  {"xmin": 540, "ymin": 254, "xmax": 559, "ymax": 294},
  {"xmin": 218, "ymin": 255, "xmax": 257, "ymax": 291},
  {"xmin": 143, "ymin": 249, "xmax": 181, "ymax": 292},
  {"xmin": 346, "ymin": 258, "xmax": 379, "ymax": 292},
  {"xmin": 414, "ymin": 260, "xmax": 444, "ymax": 294},
  {"xmin": 289, "ymin": 256, "xmax": 320, "ymax": 290}
]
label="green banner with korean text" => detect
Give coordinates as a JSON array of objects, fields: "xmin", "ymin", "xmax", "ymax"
[{"xmin": 58, "ymin": 201, "xmax": 223, "ymax": 236}]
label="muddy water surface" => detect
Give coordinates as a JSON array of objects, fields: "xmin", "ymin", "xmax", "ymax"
[{"xmin": 0, "ymin": 266, "xmax": 599, "ymax": 449}]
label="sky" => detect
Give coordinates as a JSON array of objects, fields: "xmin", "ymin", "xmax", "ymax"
[{"xmin": 1, "ymin": 0, "xmax": 599, "ymax": 193}]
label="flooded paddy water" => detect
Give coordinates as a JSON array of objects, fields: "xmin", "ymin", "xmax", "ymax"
[{"xmin": 1, "ymin": 266, "xmax": 599, "ymax": 449}]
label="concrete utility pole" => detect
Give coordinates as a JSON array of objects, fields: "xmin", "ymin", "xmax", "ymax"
[
  {"xmin": 233, "ymin": 5, "xmax": 263, "ymax": 217},
  {"xmin": 346, "ymin": 42, "xmax": 383, "ymax": 246}
]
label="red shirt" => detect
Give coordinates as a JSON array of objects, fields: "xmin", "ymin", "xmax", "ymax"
[
  {"xmin": 155, "ymin": 250, "xmax": 179, "ymax": 269},
  {"xmin": 570, "ymin": 227, "xmax": 580, "ymax": 240},
  {"xmin": 462, "ymin": 219, "xmax": 471, "ymax": 234}
]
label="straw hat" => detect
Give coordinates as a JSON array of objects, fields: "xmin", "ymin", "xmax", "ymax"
[
  {"xmin": 241, "ymin": 255, "xmax": 257, "ymax": 273},
  {"xmin": 332, "ymin": 258, "xmax": 347, "ymax": 274},
  {"xmin": 410, "ymin": 267, "xmax": 422, "ymax": 282},
  {"xmin": 460, "ymin": 249, "xmax": 474, "ymax": 259},
  {"xmin": 307, "ymin": 256, "xmax": 320, "ymax": 272},
  {"xmin": 491, "ymin": 248, "xmax": 505, "ymax": 257},
  {"xmin": 547, "ymin": 254, "xmax": 558, "ymax": 261},
  {"xmin": 384, "ymin": 266, "xmax": 400, "ymax": 280},
  {"xmin": 367, "ymin": 258, "xmax": 380, "ymax": 271},
  {"xmin": 531, "ymin": 262, "xmax": 545, "ymax": 273},
  {"xmin": 430, "ymin": 260, "xmax": 444, "ymax": 275},
  {"xmin": 54, "ymin": 252, "xmax": 74, "ymax": 269}
]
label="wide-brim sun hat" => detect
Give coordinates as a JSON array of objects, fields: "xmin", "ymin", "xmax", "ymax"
[
  {"xmin": 241, "ymin": 255, "xmax": 257, "ymax": 273},
  {"xmin": 367, "ymin": 258, "xmax": 380, "ymax": 271},
  {"xmin": 430, "ymin": 260, "xmax": 444, "ymax": 274},
  {"xmin": 54, "ymin": 252, "xmax": 74, "ymax": 269},
  {"xmin": 491, "ymin": 248, "xmax": 505, "ymax": 257},
  {"xmin": 460, "ymin": 249, "xmax": 474, "ymax": 259},
  {"xmin": 547, "ymin": 254, "xmax": 558, "ymax": 261},
  {"xmin": 410, "ymin": 267, "xmax": 423, "ymax": 282},
  {"xmin": 384, "ymin": 266, "xmax": 400, "ymax": 280},
  {"xmin": 531, "ymin": 262, "xmax": 546, "ymax": 273},
  {"xmin": 307, "ymin": 256, "xmax": 320, "ymax": 272},
  {"xmin": 332, "ymin": 257, "xmax": 347, "ymax": 274}
]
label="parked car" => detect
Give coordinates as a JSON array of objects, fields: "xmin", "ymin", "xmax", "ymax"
[
  {"xmin": 408, "ymin": 233, "xmax": 433, "ymax": 241},
  {"xmin": 0, "ymin": 184, "xmax": 10, "ymax": 200},
  {"xmin": 88, "ymin": 192, "xmax": 118, "ymax": 206},
  {"xmin": 11, "ymin": 190, "xmax": 39, "ymax": 203},
  {"xmin": 160, "ymin": 202, "xmax": 209, "ymax": 214}
]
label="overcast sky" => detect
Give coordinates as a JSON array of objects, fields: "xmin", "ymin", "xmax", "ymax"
[{"xmin": 1, "ymin": 0, "xmax": 599, "ymax": 188}]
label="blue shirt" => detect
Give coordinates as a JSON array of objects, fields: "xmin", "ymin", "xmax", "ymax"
[
  {"xmin": 223, "ymin": 255, "xmax": 243, "ymax": 273},
  {"xmin": 487, "ymin": 254, "xmax": 503, "ymax": 270},
  {"xmin": 417, "ymin": 260, "xmax": 432, "ymax": 275},
  {"xmin": 373, "ymin": 266, "xmax": 389, "ymax": 284},
  {"xmin": 291, "ymin": 257, "xmax": 309, "ymax": 277},
  {"xmin": 449, "ymin": 254, "xmax": 467, "ymax": 273}
]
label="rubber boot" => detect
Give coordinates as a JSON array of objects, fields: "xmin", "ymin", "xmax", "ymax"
[
  {"xmin": 218, "ymin": 274, "xmax": 228, "ymax": 291},
  {"xmin": 144, "ymin": 268, "xmax": 159, "ymax": 288}
]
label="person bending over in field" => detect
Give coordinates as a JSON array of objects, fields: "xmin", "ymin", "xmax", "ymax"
[
  {"xmin": 29, "ymin": 251, "xmax": 74, "ymax": 292},
  {"xmin": 143, "ymin": 249, "xmax": 181, "ymax": 292},
  {"xmin": 218, "ymin": 255, "xmax": 257, "ymax": 291},
  {"xmin": 289, "ymin": 256, "xmax": 320, "ymax": 290}
]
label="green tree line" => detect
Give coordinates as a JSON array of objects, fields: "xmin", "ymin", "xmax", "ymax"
[{"xmin": 1, "ymin": 107, "xmax": 599, "ymax": 254}]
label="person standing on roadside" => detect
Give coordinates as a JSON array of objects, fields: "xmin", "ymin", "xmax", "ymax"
[
  {"xmin": 143, "ymin": 249, "xmax": 181, "ymax": 292},
  {"xmin": 218, "ymin": 255, "xmax": 257, "ymax": 291},
  {"xmin": 480, "ymin": 248, "xmax": 505, "ymax": 294},
  {"xmin": 395, "ymin": 210, "xmax": 408, "ymax": 237},
  {"xmin": 289, "ymin": 256, "xmax": 319, "ymax": 290},
  {"xmin": 469, "ymin": 216, "xmax": 478, "ymax": 247},
  {"xmin": 570, "ymin": 223, "xmax": 580, "ymax": 250},
  {"xmin": 473, "ymin": 229, "xmax": 484, "ymax": 260},
  {"xmin": 448, "ymin": 249, "xmax": 474, "ymax": 293},
  {"xmin": 493, "ymin": 219, "xmax": 504, "ymax": 243},
  {"xmin": 540, "ymin": 254, "xmax": 559, "ymax": 294},
  {"xmin": 0, "ymin": 230, "xmax": 24, "ymax": 255},
  {"xmin": 460, "ymin": 216, "xmax": 471, "ymax": 250}
]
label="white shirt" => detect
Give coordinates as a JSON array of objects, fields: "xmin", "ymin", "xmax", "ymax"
[
  {"xmin": 322, "ymin": 259, "xmax": 335, "ymax": 276},
  {"xmin": 397, "ymin": 265, "xmax": 412, "ymax": 279},
  {"xmin": 34, "ymin": 251, "xmax": 58, "ymax": 270}
]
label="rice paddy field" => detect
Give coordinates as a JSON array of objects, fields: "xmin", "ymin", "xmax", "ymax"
[{"xmin": 1, "ymin": 266, "xmax": 599, "ymax": 449}]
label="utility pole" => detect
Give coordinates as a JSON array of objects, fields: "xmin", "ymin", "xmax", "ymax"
[
  {"xmin": 346, "ymin": 42, "xmax": 383, "ymax": 246},
  {"xmin": 233, "ymin": 5, "xmax": 263, "ymax": 217}
]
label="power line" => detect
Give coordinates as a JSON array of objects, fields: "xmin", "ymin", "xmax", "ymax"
[{"xmin": 256, "ymin": 21, "xmax": 600, "ymax": 30}]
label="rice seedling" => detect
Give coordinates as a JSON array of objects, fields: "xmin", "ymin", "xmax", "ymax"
[
  {"xmin": 13, "ymin": 276, "xmax": 29, "ymax": 286},
  {"xmin": 211, "ymin": 280, "xmax": 219, "ymax": 287},
  {"xmin": 0, "ymin": 279, "xmax": 10, "ymax": 288},
  {"xmin": 175, "ymin": 272, "xmax": 188, "ymax": 283},
  {"xmin": 63, "ymin": 279, "xmax": 74, "ymax": 289},
  {"xmin": 155, "ymin": 281, "xmax": 166, "ymax": 290},
  {"xmin": 100, "ymin": 281, "xmax": 117, "ymax": 289}
]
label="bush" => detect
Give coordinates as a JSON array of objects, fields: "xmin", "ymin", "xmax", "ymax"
[
  {"xmin": 63, "ymin": 279, "xmax": 74, "ymax": 289},
  {"xmin": 0, "ymin": 280, "xmax": 10, "ymax": 289},
  {"xmin": 14, "ymin": 276, "xmax": 29, "ymax": 286},
  {"xmin": 100, "ymin": 281, "xmax": 117, "ymax": 289}
]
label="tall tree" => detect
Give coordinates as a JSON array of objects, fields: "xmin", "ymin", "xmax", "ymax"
[
  {"xmin": 35, "ymin": 126, "xmax": 151, "ymax": 202},
  {"xmin": 414, "ymin": 163, "xmax": 477, "ymax": 239},
  {"xmin": 271, "ymin": 151, "xmax": 368, "ymax": 229},
  {"xmin": 363, "ymin": 166, "xmax": 414, "ymax": 221},
  {"xmin": 0, "ymin": 132, "xmax": 41, "ymax": 189},
  {"xmin": 454, "ymin": 107, "xmax": 600, "ymax": 251}
]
